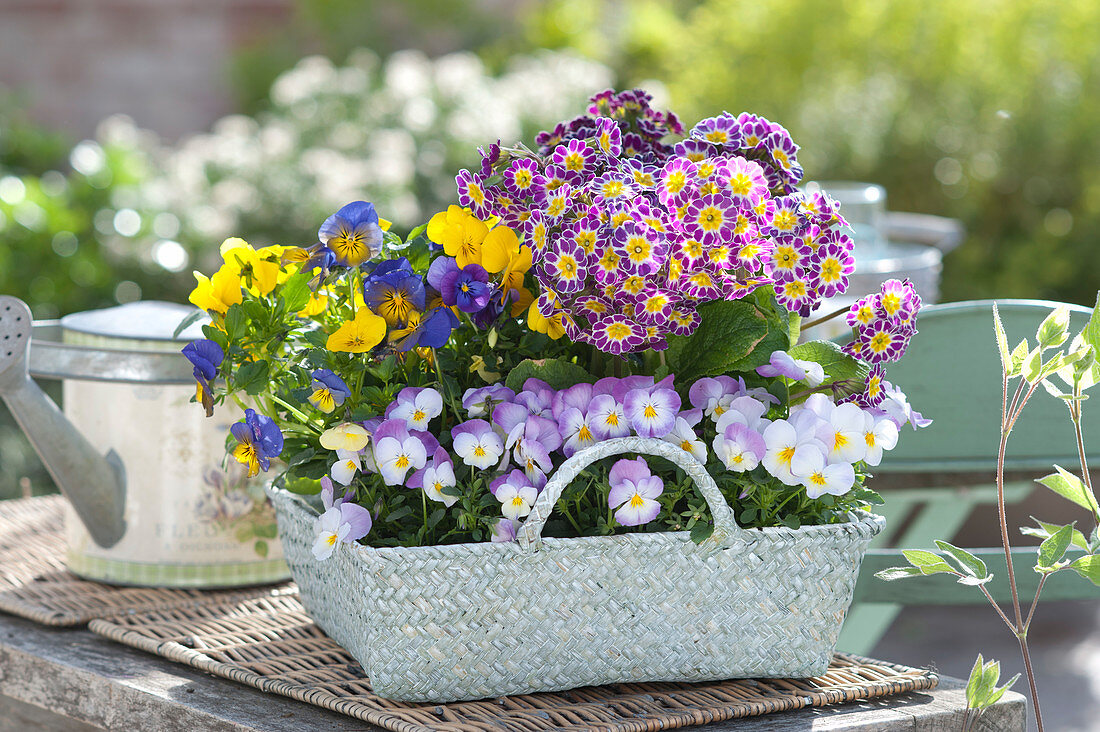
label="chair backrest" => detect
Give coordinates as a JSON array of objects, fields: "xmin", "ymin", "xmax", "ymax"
[{"xmin": 875, "ymin": 299, "xmax": 1099, "ymax": 473}]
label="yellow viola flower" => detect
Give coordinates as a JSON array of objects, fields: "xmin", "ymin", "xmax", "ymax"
[
  {"xmin": 480, "ymin": 225, "xmax": 533, "ymax": 298},
  {"xmin": 510, "ymin": 287, "xmax": 535, "ymax": 318},
  {"xmin": 189, "ymin": 264, "xmax": 243, "ymax": 314},
  {"xmin": 220, "ymin": 238, "xmax": 281, "ymax": 296},
  {"xmin": 427, "ymin": 205, "xmax": 488, "ymax": 268},
  {"xmin": 527, "ymin": 300, "xmax": 566, "ymax": 340},
  {"xmin": 326, "ymin": 308, "xmax": 386, "ymax": 353},
  {"xmin": 297, "ymin": 292, "xmax": 328, "ymax": 318}
]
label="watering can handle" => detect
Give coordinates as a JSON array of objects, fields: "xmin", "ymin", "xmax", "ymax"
[{"xmin": 0, "ymin": 297, "xmax": 126, "ymax": 548}]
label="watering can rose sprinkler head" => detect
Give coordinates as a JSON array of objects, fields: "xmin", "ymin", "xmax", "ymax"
[{"xmin": 0, "ymin": 295, "xmax": 127, "ymax": 548}]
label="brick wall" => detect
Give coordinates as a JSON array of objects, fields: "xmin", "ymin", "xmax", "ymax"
[{"xmin": 0, "ymin": 0, "xmax": 293, "ymax": 139}]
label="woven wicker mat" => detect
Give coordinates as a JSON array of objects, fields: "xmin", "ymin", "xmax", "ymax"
[
  {"xmin": 0, "ymin": 495, "xmax": 295, "ymax": 626},
  {"xmin": 89, "ymin": 592, "xmax": 938, "ymax": 732}
]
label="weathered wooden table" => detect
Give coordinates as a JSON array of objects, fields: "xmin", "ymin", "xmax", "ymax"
[{"xmin": 0, "ymin": 611, "xmax": 1025, "ymax": 731}]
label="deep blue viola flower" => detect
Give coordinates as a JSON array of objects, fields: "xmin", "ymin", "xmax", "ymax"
[
  {"xmin": 318, "ymin": 201, "xmax": 383, "ymax": 267},
  {"xmin": 307, "ymin": 369, "xmax": 351, "ymax": 414},
  {"xmin": 182, "ymin": 338, "xmax": 223, "ymax": 417},
  {"xmin": 389, "ymin": 307, "xmax": 454, "ymax": 352},
  {"xmin": 364, "ymin": 265, "xmax": 426, "ymax": 327},
  {"xmin": 471, "ymin": 294, "xmax": 506, "ymax": 330},
  {"xmin": 230, "ymin": 408, "xmax": 284, "ymax": 478},
  {"xmin": 440, "ymin": 263, "xmax": 491, "ymax": 314}
]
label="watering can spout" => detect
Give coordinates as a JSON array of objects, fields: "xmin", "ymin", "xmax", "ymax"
[{"xmin": 0, "ymin": 296, "xmax": 126, "ymax": 548}]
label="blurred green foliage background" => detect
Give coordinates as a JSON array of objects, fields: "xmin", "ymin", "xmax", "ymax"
[{"xmin": 1, "ymin": 0, "xmax": 1098, "ymax": 498}]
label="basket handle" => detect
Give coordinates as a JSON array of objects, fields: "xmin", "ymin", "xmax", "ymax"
[{"xmin": 517, "ymin": 436, "xmax": 741, "ymax": 554}]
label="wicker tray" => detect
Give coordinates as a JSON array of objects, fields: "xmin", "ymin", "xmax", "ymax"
[
  {"xmin": 89, "ymin": 592, "xmax": 938, "ymax": 732},
  {"xmin": 0, "ymin": 495, "xmax": 294, "ymax": 626}
]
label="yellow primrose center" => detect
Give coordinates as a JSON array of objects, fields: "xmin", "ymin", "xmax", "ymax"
[
  {"xmin": 689, "ymin": 271, "xmax": 715, "ymax": 288},
  {"xmin": 696, "ymin": 206, "xmax": 724, "ymax": 231},
  {"xmin": 774, "ymin": 245, "xmax": 798, "ymax": 267},
  {"xmin": 633, "ymin": 170, "xmax": 655, "ymax": 187},
  {"xmin": 882, "ymin": 292, "xmax": 902, "ymax": 315},
  {"xmin": 786, "ymin": 280, "xmax": 808, "ymax": 298},
  {"xmin": 773, "ymin": 148, "xmax": 791, "ymax": 170},
  {"xmin": 665, "ymin": 171, "xmax": 687, "ymax": 195},
  {"xmin": 546, "ymin": 196, "xmax": 567, "ymax": 218},
  {"xmin": 611, "ymin": 211, "xmax": 634, "ymax": 228},
  {"xmin": 598, "ymin": 131, "xmax": 612, "ymax": 151},
  {"xmin": 708, "ymin": 245, "xmax": 732, "ymax": 265},
  {"xmin": 697, "ymin": 161, "xmax": 717, "ymax": 179},
  {"xmin": 869, "ymin": 375, "xmax": 883, "ymax": 400},
  {"xmin": 729, "ymin": 173, "xmax": 754, "ymax": 197},
  {"xmin": 627, "ymin": 237, "xmax": 651, "ymax": 262},
  {"xmin": 558, "ymin": 255, "xmax": 578, "ymax": 277},
  {"xmin": 564, "ymin": 151, "xmax": 586, "ymax": 172},
  {"xmin": 645, "ymin": 295, "xmax": 668, "ymax": 313},
  {"xmin": 686, "ymin": 150, "xmax": 707, "ymax": 162},
  {"xmin": 467, "ymin": 182, "xmax": 486, "ymax": 205},
  {"xmin": 704, "ymin": 130, "xmax": 728, "ymax": 144},
  {"xmin": 575, "ymin": 230, "xmax": 597, "ymax": 255},
  {"xmin": 773, "ymin": 210, "xmax": 798, "ymax": 231},
  {"xmin": 602, "ymin": 180, "xmax": 625, "ymax": 198},
  {"xmin": 820, "ymin": 258, "xmax": 842, "ymax": 282},
  {"xmin": 869, "ymin": 332, "xmax": 893, "ymax": 353},
  {"xmin": 606, "ymin": 322, "xmax": 632, "ymax": 341}
]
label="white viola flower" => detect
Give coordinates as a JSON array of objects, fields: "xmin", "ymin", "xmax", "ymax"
[
  {"xmin": 385, "ymin": 386, "xmax": 444, "ymax": 431},
  {"xmin": 713, "ymin": 422, "xmax": 767, "ymax": 472},
  {"xmin": 496, "ymin": 479, "xmax": 538, "ymax": 520},
  {"xmin": 799, "ymin": 451, "xmax": 857, "ymax": 499},
  {"xmin": 799, "ymin": 393, "xmax": 835, "ymax": 420},
  {"xmin": 312, "ymin": 507, "xmax": 350, "ymax": 561},
  {"xmin": 330, "ymin": 449, "xmax": 361, "ymax": 486},
  {"xmin": 319, "ymin": 422, "xmax": 370, "ymax": 452},
  {"xmin": 451, "ymin": 419, "xmax": 505, "ymax": 469},
  {"xmin": 825, "ymin": 402, "xmax": 867, "ymax": 464},
  {"xmin": 715, "ymin": 395, "xmax": 771, "ymax": 434},
  {"xmin": 372, "ymin": 419, "xmax": 428, "ymax": 486},
  {"xmin": 408, "ymin": 447, "xmax": 459, "ymax": 506},
  {"xmin": 862, "ymin": 412, "xmax": 900, "ymax": 466},
  {"xmin": 762, "ymin": 419, "xmax": 827, "ymax": 486},
  {"xmin": 661, "ymin": 416, "xmax": 708, "ymax": 464},
  {"xmin": 589, "ymin": 394, "xmax": 631, "ymax": 438}
]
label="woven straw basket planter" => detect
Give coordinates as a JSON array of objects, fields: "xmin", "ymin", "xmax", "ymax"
[{"xmin": 267, "ymin": 436, "xmax": 884, "ymax": 702}]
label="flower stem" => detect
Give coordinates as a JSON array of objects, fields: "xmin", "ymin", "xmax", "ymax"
[{"xmin": 800, "ymin": 303, "xmax": 850, "ymax": 332}]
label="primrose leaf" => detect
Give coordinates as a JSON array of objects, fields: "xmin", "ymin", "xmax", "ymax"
[{"xmin": 505, "ymin": 357, "xmax": 595, "ymax": 392}]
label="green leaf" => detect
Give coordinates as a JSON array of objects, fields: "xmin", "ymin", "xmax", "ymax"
[
  {"xmin": 286, "ymin": 447, "xmax": 315, "ymax": 467},
  {"xmin": 405, "ymin": 223, "xmax": 428, "ymax": 243},
  {"xmin": 1036, "ymin": 523, "xmax": 1074, "ymax": 569},
  {"xmin": 1081, "ymin": 292, "xmax": 1100, "ymax": 356},
  {"xmin": 992, "ymin": 304, "xmax": 1010, "ymax": 374},
  {"xmin": 504, "ymin": 357, "xmax": 595, "ymax": 392},
  {"xmin": 985, "ymin": 674, "xmax": 1020, "ymax": 707},
  {"xmin": 935, "ymin": 540, "xmax": 990, "ymax": 579},
  {"xmin": 1022, "ymin": 518, "xmax": 1088, "ymax": 551},
  {"xmin": 664, "ymin": 299, "xmax": 769, "ymax": 382},
  {"xmin": 235, "ymin": 360, "xmax": 271, "ymax": 396},
  {"xmin": 1070, "ymin": 555, "xmax": 1100, "ymax": 586},
  {"xmin": 280, "ymin": 271, "xmax": 313, "ymax": 313},
  {"xmin": 902, "ymin": 549, "xmax": 957, "ymax": 575},
  {"xmin": 1036, "ymin": 304, "xmax": 1071, "ymax": 349},
  {"xmin": 1023, "ymin": 347, "xmax": 1043, "ymax": 383},
  {"xmin": 172, "ymin": 309, "xmax": 207, "ymax": 339},
  {"xmin": 1036, "ymin": 465, "xmax": 1099, "ymax": 514},
  {"xmin": 875, "ymin": 566, "xmax": 926, "ymax": 581},
  {"xmin": 965, "ymin": 654, "xmax": 986, "ymax": 709},
  {"xmin": 284, "ymin": 475, "xmax": 322, "ymax": 495},
  {"xmin": 787, "ymin": 311, "xmax": 801, "ymax": 348},
  {"xmin": 788, "ymin": 339, "xmax": 870, "ymax": 392},
  {"xmin": 254, "ymin": 523, "xmax": 278, "ymax": 539},
  {"xmin": 1009, "ymin": 338, "xmax": 1029, "ymax": 377},
  {"xmin": 690, "ymin": 522, "xmax": 714, "ymax": 544},
  {"xmin": 253, "ymin": 540, "xmax": 269, "ymax": 558},
  {"xmin": 235, "ymin": 525, "xmax": 255, "ymax": 542}
]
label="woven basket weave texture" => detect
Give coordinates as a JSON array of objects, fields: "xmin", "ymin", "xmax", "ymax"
[{"xmin": 268, "ymin": 437, "xmax": 884, "ymax": 702}]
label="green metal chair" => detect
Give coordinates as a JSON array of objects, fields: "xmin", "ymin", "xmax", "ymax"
[{"xmin": 838, "ymin": 299, "xmax": 1100, "ymax": 654}]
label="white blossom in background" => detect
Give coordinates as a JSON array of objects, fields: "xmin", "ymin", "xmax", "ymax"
[{"xmin": 103, "ymin": 48, "xmax": 612, "ymax": 273}]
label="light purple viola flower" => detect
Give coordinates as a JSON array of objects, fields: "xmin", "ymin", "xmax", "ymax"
[
  {"xmin": 372, "ymin": 419, "xmax": 428, "ymax": 486},
  {"xmin": 490, "ymin": 517, "xmax": 521, "ymax": 543},
  {"xmin": 385, "ymin": 386, "xmax": 444, "ymax": 432},
  {"xmin": 608, "ymin": 375, "xmax": 655, "ymax": 403},
  {"xmin": 873, "ymin": 380, "xmax": 933, "ymax": 430},
  {"xmin": 713, "ymin": 421, "xmax": 767, "ymax": 473},
  {"xmin": 588, "ymin": 393, "xmax": 631, "ymax": 439},
  {"xmin": 557, "ymin": 404, "xmax": 606, "ymax": 457},
  {"xmin": 608, "ymin": 457, "xmax": 664, "ymax": 527},
  {"xmin": 688, "ymin": 376, "xmax": 741, "ymax": 421},
  {"xmin": 493, "ymin": 469, "xmax": 538, "ymax": 520},
  {"xmin": 312, "ymin": 500, "xmax": 373, "ymax": 561},
  {"xmin": 319, "ymin": 475, "xmax": 355, "ymax": 511},
  {"xmin": 715, "ymin": 395, "xmax": 772, "ymax": 435},
  {"xmin": 462, "ymin": 384, "xmax": 515, "ymax": 418},
  {"xmin": 514, "ymin": 378, "xmax": 554, "ymax": 418},
  {"xmin": 552, "ymin": 382, "xmax": 594, "ymax": 420},
  {"xmin": 624, "ymin": 376, "xmax": 681, "ymax": 438},
  {"xmin": 451, "ymin": 419, "xmax": 505, "ymax": 470},
  {"xmin": 678, "ymin": 408, "xmax": 704, "ymax": 427},
  {"xmin": 756, "ymin": 350, "xmax": 825, "ymax": 386},
  {"xmin": 407, "ymin": 447, "xmax": 458, "ymax": 506},
  {"xmin": 512, "ymin": 415, "xmax": 562, "ymax": 477}
]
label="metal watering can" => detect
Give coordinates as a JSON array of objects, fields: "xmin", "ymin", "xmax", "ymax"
[{"xmin": 0, "ymin": 295, "xmax": 289, "ymax": 587}]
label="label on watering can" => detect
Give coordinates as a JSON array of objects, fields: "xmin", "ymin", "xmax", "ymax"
[{"xmin": 52, "ymin": 304, "xmax": 289, "ymax": 588}]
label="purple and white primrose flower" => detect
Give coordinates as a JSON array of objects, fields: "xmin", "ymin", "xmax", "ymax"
[
  {"xmin": 713, "ymin": 422, "xmax": 767, "ymax": 472},
  {"xmin": 624, "ymin": 376, "xmax": 681, "ymax": 438},
  {"xmin": 756, "ymin": 349, "xmax": 825, "ymax": 386},
  {"xmin": 761, "ymin": 419, "xmax": 827, "ymax": 486},
  {"xmin": 312, "ymin": 484, "xmax": 373, "ymax": 561},
  {"xmin": 451, "ymin": 419, "xmax": 505, "ymax": 469},
  {"xmin": 492, "ymin": 469, "xmax": 539, "ymax": 520},
  {"xmin": 608, "ymin": 457, "xmax": 664, "ymax": 527},
  {"xmin": 372, "ymin": 419, "xmax": 428, "ymax": 486},
  {"xmin": 406, "ymin": 447, "xmax": 458, "ymax": 506},
  {"xmin": 385, "ymin": 386, "xmax": 443, "ymax": 432}
]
